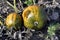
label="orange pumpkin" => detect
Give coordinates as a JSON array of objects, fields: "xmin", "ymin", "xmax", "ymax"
[
  {"xmin": 22, "ymin": 5, "xmax": 47, "ymax": 30},
  {"xmin": 5, "ymin": 12, "xmax": 22, "ymax": 30}
]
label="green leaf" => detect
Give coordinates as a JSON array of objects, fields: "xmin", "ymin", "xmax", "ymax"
[
  {"xmin": 24, "ymin": 0, "xmax": 33, "ymax": 6},
  {"xmin": 47, "ymin": 23, "xmax": 60, "ymax": 36}
]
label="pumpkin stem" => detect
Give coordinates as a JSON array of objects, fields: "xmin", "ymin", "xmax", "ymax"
[{"xmin": 14, "ymin": 0, "xmax": 17, "ymax": 13}]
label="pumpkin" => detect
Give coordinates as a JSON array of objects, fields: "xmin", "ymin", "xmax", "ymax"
[
  {"xmin": 22, "ymin": 5, "xmax": 47, "ymax": 30},
  {"xmin": 5, "ymin": 12, "xmax": 22, "ymax": 30}
]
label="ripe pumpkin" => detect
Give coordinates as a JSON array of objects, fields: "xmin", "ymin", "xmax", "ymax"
[
  {"xmin": 22, "ymin": 5, "xmax": 47, "ymax": 30},
  {"xmin": 5, "ymin": 13, "xmax": 22, "ymax": 30}
]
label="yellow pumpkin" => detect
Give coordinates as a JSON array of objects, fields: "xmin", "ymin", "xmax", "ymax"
[
  {"xmin": 5, "ymin": 12, "xmax": 22, "ymax": 30},
  {"xmin": 22, "ymin": 5, "xmax": 47, "ymax": 30}
]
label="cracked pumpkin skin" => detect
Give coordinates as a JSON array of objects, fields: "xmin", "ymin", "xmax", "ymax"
[
  {"xmin": 22, "ymin": 5, "xmax": 47, "ymax": 30},
  {"xmin": 5, "ymin": 13, "xmax": 22, "ymax": 29}
]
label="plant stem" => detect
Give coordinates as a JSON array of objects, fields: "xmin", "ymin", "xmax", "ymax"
[
  {"xmin": 6, "ymin": 1, "xmax": 14, "ymax": 8},
  {"xmin": 7, "ymin": 1, "xmax": 19, "ymax": 13},
  {"xmin": 14, "ymin": 0, "xmax": 18, "ymax": 13},
  {"xmin": 33, "ymin": 0, "xmax": 36, "ymax": 5}
]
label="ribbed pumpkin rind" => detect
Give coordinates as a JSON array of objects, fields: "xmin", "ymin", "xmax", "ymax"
[
  {"xmin": 5, "ymin": 13, "xmax": 22, "ymax": 29},
  {"xmin": 22, "ymin": 5, "xmax": 46, "ymax": 30}
]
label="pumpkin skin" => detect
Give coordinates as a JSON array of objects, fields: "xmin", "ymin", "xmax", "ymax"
[
  {"xmin": 22, "ymin": 5, "xmax": 47, "ymax": 30},
  {"xmin": 5, "ymin": 13, "xmax": 22, "ymax": 30}
]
